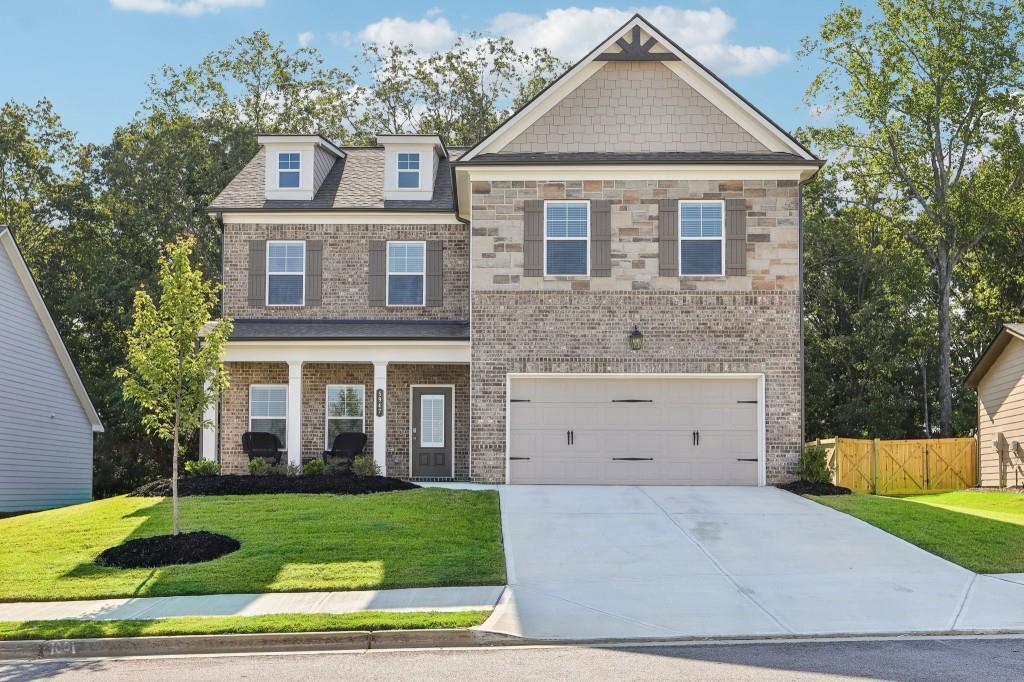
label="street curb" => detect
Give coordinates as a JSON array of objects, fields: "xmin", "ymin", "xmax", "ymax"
[{"xmin": 0, "ymin": 628, "xmax": 523, "ymax": 660}]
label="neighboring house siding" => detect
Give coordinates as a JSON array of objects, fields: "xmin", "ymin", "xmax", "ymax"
[
  {"xmin": 0, "ymin": 247, "xmax": 93, "ymax": 512},
  {"xmin": 977, "ymin": 339, "xmax": 1024, "ymax": 487},
  {"xmin": 223, "ymin": 222, "xmax": 469, "ymax": 320},
  {"xmin": 499, "ymin": 62, "xmax": 770, "ymax": 154},
  {"xmin": 313, "ymin": 147, "xmax": 335, "ymax": 190},
  {"xmin": 468, "ymin": 178, "xmax": 802, "ymax": 484}
]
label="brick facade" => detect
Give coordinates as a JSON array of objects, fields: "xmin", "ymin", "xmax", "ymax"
[
  {"xmin": 218, "ymin": 361, "xmax": 469, "ymax": 478},
  {"xmin": 223, "ymin": 222, "xmax": 468, "ymax": 320},
  {"xmin": 500, "ymin": 62, "xmax": 769, "ymax": 155},
  {"xmin": 468, "ymin": 178, "xmax": 803, "ymax": 484}
]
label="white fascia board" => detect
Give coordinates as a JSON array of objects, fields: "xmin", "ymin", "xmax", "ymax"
[
  {"xmin": 461, "ymin": 165, "xmax": 819, "ymax": 182},
  {"xmin": 218, "ymin": 211, "xmax": 462, "ymax": 225},
  {"xmin": 0, "ymin": 228, "xmax": 104, "ymax": 432},
  {"xmin": 257, "ymin": 135, "xmax": 344, "ymax": 158},
  {"xmin": 222, "ymin": 339, "xmax": 470, "ymax": 365}
]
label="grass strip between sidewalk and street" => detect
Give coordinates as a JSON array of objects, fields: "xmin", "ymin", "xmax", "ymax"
[{"xmin": 0, "ymin": 610, "xmax": 492, "ymax": 641}]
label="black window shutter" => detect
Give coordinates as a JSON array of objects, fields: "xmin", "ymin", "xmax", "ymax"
[
  {"xmin": 368, "ymin": 240, "xmax": 386, "ymax": 306},
  {"xmin": 725, "ymin": 198, "xmax": 747, "ymax": 276},
  {"xmin": 248, "ymin": 240, "xmax": 266, "ymax": 306},
  {"xmin": 523, "ymin": 200, "xmax": 544, "ymax": 277},
  {"xmin": 590, "ymin": 200, "xmax": 611, "ymax": 277},
  {"xmin": 305, "ymin": 240, "xmax": 323, "ymax": 305},
  {"xmin": 657, "ymin": 200, "xmax": 679, "ymax": 276},
  {"xmin": 426, "ymin": 240, "xmax": 443, "ymax": 307}
]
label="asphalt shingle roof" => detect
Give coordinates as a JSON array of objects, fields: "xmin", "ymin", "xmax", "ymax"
[
  {"xmin": 229, "ymin": 319, "xmax": 470, "ymax": 341},
  {"xmin": 209, "ymin": 147, "xmax": 464, "ymax": 212}
]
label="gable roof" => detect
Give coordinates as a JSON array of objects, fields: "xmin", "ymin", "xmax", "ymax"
[
  {"xmin": 208, "ymin": 147, "xmax": 464, "ymax": 213},
  {"xmin": 0, "ymin": 227, "xmax": 103, "ymax": 432},
  {"xmin": 965, "ymin": 323, "xmax": 1024, "ymax": 390},
  {"xmin": 458, "ymin": 14, "xmax": 818, "ymax": 163}
]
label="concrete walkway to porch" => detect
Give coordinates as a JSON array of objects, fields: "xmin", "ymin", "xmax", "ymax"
[{"xmin": 0, "ymin": 586, "xmax": 504, "ymax": 623}]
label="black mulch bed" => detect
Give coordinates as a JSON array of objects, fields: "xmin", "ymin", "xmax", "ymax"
[
  {"xmin": 777, "ymin": 480, "xmax": 852, "ymax": 496},
  {"xmin": 130, "ymin": 474, "xmax": 420, "ymax": 497},
  {"xmin": 96, "ymin": 531, "xmax": 240, "ymax": 568}
]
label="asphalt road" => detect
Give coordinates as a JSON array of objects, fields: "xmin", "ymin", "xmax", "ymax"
[{"xmin": 2, "ymin": 636, "xmax": 1022, "ymax": 681}]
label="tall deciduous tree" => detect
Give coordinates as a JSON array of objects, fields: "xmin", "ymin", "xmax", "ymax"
[
  {"xmin": 802, "ymin": 0, "xmax": 1024, "ymax": 435},
  {"xmin": 117, "ymin": 237, "xmax": 231, "ymax": 534}
]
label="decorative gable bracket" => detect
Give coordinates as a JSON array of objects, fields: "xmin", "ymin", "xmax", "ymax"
[{"xmin": 595, "ymin": 26, "xmax": 679, "ymax": 61}]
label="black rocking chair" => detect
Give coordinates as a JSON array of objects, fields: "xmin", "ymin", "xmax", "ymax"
[
  {"xmin": 242, "ymin": 431, "xmax": 284, "ymax": 466},
  {"xmin": 322, "ymin": 432, "xmax": 368, "ymax": 469}
]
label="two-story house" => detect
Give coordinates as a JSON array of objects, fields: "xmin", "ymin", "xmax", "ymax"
[{"xmin": 203, "ymin": 15, "xmax": 822, "ymax": 486}]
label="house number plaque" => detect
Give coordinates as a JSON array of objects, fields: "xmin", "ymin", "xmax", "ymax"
[{"xmin": 376, "ymin": 389, "xmax": 384, "ymax": 417}]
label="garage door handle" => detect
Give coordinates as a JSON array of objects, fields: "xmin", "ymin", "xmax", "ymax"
[
  {"xmin": 510, "ymin": 457, "xmax": 531, "ymax": 461},
  {"xmin": 611, "ymin": 399, "xmax": 653, "ymax": 403},
  {"xmin": 736, "ymin": 458, "xmax": 757, "ymax": 462},
  {"xmin": 613, "ymin": 457, "xmax": 653, "ymax": 461}
]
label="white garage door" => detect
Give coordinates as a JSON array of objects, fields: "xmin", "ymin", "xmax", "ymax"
[{"xmin": 508, "ymin": 376, "xmax": 760, "ymax": 485}]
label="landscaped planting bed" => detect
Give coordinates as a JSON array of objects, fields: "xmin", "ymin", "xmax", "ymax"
[
  {"xmin": 132, "ymin": 474, "xmax": 419, "ymax": 497},
  {"xmin": 778, "ymin": 480, "xmax": 852, "ymax": 496},
  {"xmin": 96, "ymin": 531, "xmax": 241, "ymax": 568}
]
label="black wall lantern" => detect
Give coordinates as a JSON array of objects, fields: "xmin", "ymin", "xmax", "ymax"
[{"xmin": 628, "ymin": 325, "xmax": 644, "ymax": 351}]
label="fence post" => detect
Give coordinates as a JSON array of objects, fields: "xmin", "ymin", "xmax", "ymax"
[
  {"xmin": 871, "ymin": 438, "xmax": 880, "ymax": 495},
  {"xmin": 923, "ymin": 441, "xmax": 930, "ymax": 489}
]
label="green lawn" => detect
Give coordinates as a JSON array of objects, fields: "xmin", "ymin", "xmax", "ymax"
[
  {"xmin": 0, "ymin": 610, "xmax": 491, "ymax": 641},
  {"xmin": 810, "ymin": 491, "xmax": 1024, "ymax": 573},
  {"xmin": 0, "ymin": 489, "xmax": 505, "ymax": 602}
]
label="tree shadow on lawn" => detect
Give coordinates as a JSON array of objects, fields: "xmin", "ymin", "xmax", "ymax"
[
  {"xmin": 816, "ymin": 493, "xmax": 1024, "ymax": 574},
  {"xmin": 58, "ymin": 489, "xmax": 504, "ymax": 601}
]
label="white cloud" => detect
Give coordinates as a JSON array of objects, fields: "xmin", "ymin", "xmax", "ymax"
[
  {"xmin": 489, "ymin": 6, "xmax": 788, "ymax": 76},
  {"xmin": 110, "ymin": 0, "xmax": 263, "ymax": 17},
  {"xmin": 358, "ymin": 16, "xmax": 457, "ymax": 52},
  {"xmin": 298, "ymin": 31, "xmax": 315, "ymax": 48}
]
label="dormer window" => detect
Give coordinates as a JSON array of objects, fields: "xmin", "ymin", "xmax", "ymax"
[
  {"xmin": 278, "ymin": 152, "xmax": 301, "ymax": 188},
  {"xmin": 397, "ymin": 153, "xmax": 420, "ymax": 189}
]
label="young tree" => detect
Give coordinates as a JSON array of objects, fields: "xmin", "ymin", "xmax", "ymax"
[
  {"xmin": 116, "ymin": 237, "xmax": 232, "ymax": 535},
  {"xmin": 802, "ymin": 0, "xmax": 1024, "ymax": 435}
]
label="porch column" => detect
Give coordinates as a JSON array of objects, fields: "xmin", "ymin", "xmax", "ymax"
[
  {"xmin": 287, "ymin": 360, "xmax": 303, "ymax": 467},
  {"xmin": 373, "ymin": 361, "xmax": 388, "ymax": 476},
  {"xmin": 200, "ymin": 380, "xmax": 217, "ymax": 462}
]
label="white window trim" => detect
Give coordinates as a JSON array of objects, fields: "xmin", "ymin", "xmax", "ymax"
[
  {"xmin": 543, "ymin": 200, "xmax": 590, "ymax": 278},
  {"xmin": 266, "ymin": 240, "xmax": 306, "ymax": 307},
  {"xmin": 277, "ymin": 151, "xmax": 302, "ymax": 190},
  {"xmin": 397, "ymin": 152, "xmax": 421, "ymax": 190},
  {"xmin": 386, "ymin": 240, "xmax": 426, "ymax": 307},
  {"xmin": 678, "ymin": 199, "xmax": 726, "ymax": 277},
  {"xmin": 324, "ymin": 384, "xmax": 366, "ymax": 449},
  {"xmin": 249, "ymin": 384, "xmax": 288, "ymax": 445}
]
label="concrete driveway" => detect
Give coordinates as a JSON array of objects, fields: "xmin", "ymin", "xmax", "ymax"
[{"xmin": 481, "ymin": 485, "xmax": 1024, "ymax": 640}]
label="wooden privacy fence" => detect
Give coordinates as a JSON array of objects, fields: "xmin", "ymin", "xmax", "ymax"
[{"xmin": 808, "ymin": 437, "xmax": 977, "ymax": 495}]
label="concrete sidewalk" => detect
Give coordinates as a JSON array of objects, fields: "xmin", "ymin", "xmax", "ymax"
[{"xmin": 0, "ymin": 586, "xmax": 504, "ymax": 622}]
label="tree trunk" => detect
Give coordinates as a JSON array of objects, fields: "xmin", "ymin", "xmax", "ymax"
[
  {"xmin": 937, "ymin": 253, "xmax": 954, "ymax": 436},
  {"xmin": 172, "ymin": 411, "xmax": 180, "ymax": 536}
]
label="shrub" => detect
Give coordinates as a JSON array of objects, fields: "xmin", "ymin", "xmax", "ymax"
[
  {"xmin": 798, "ymin": 445, "xmax": 832, "ymax": 485},
  {"xmin": 183, "ymin": 460, "xmax": 220, "ymax": 477},
  {"xmin": 352, "ymin": 455, "xmax": 380, "ymax": 478},
  {"xmin": 248, "ymin": 458, "xmax": 270, "ymax": 476},
  {"xmin": 303, "ymin": 458, "xmax": 326, "ymax": 476},
  {"xmin": 324, "ymin": 462, "xmax": 346, "ymax": 476}
]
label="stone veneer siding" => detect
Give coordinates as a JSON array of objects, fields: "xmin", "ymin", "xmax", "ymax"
[
  {"xmin": 468, "ymin": 178, "xmax": 802, "ymax": 484},
  {"xmin": 223, "ymin": 222, "xmax": 468, "ymax": 320},
  {"xmin": 500, "ymin": 62, "xmax": 769, "ymax": 154},
  {"xmin": 218, "ymin": 361, "xmax": 469, "ymax": 478}
]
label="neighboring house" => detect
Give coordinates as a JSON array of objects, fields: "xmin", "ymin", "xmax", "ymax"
[
  {"xmin": 204, "ymin": 15, "xmax": 822, "ymax": 485},
  {"xmin": 0, "ymin": 227, "xmax": 103, "ymax": 512},
  {"xmin": 965, "ymin": 323, "xmax": 1024, "ymax": 488}
]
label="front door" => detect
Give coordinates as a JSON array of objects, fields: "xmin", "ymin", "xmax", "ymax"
[{"xmin": 411, "ymin": 386, "xmax": 453, "ymax": 478}]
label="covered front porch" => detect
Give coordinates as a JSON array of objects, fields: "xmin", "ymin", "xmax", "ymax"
[{"xmin": 201, "ymin": 320, "xmax": 470, "ymax": 480}]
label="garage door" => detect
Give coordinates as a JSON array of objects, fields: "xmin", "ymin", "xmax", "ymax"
[{"xmin": 508, "ymin": 376, "xmax": 759, "ymax": 485}]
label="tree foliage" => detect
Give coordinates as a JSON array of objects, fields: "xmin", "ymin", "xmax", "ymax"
[{"xmin": 116, "ymin": 237, "xmax": 231, "ymax": 534}]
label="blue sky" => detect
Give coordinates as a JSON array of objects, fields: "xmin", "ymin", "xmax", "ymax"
[{"xmin": 1, "ymin": 1, "xmax": 870, "ymax": 144}]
